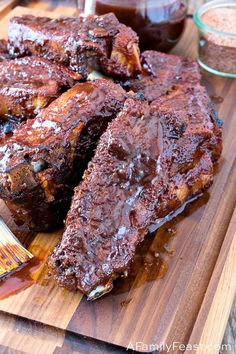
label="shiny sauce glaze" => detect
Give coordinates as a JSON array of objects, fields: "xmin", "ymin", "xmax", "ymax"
[
  {"xmin": 0, "ymin": 81, "xmax": 112, "ymax": 171},
  {"xmin": 0, "ymin": 195, "xmax": 208, "ymax": 301},
  {"xmin": 48, "ymin": 84, "xmax": 221, "ymax": 298},
  {"xmin": 0, "ymin": 257, "xmax": 43, "ymax": 300},
  {"xmin": 95, "ymin": 0, "xmax": 187, "ymax": 52},
  {"xmin": 0, "ymin": 79, "xmax": 126, "ymax": 232}
]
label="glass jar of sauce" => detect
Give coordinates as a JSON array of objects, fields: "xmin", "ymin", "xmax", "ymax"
[{"xmin": 92, "ymin": 0, "xmax": 188, "ymax": 52}]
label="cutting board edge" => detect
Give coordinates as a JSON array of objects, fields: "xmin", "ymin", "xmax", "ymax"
[{"xmin": 0, "ymin": 5, "xmax": 235, "ymax": 353}]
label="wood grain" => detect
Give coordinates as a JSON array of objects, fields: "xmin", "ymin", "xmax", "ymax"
[
  {"xmin": 189, "ymin": 207, "xmax": 236, "ymax": 353},
  {"xmin": 0, "ymin": 312, "xmax": 133, "ymax": 354},
  {"xmin": 0, "ymin": 0, "xmax": 19, "ymax": 19},
  {"xmin": 0, "ymin": 312, "xmax": 64, "ymax": 354},
  {"xmin": 0, "ymin": 5, "xmax": 235, "ymax": 354}
]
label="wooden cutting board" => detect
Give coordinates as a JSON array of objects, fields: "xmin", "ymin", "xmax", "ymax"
[
  {"xmin": 0, "ymin": 0, "xmax": 19, "ymax": 19},
  {"xmin": 0, "ymin": 6, "xmax": 236, "ymax": 354}
]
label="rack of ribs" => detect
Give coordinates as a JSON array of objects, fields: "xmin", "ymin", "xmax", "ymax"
[
  {"xmin": 121, "ymin": 51, "xmax": 201, "ymax": 102},
  {"xmin": 49, "ymin": 84, "xmax": 222, "ymax": 300},
  {"xmin": 8, "ymin": 13, "xmax": 141, "ymax": 79},
  {"xmin": 0, "ymin": 56, "xmax": 81, "ymax": 120},
  {"xmin": 0, "ymin": 79, "xmax": 126, "ymax": 231}
]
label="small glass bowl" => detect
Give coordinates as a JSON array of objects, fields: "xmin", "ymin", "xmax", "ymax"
[{"xmin": 194, "ymin": 0, "xmax": 236, "ymax": 78}]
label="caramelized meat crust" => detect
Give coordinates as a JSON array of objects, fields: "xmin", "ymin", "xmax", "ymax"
[
  {"xmin": 0, "ymin": 79, "xmax": 126, "ymax": 231},
  {"xmin": 121, "ymin": 51, "xmax": 201, "ymax": 101},
  {"xmin": 49, "ymin": 85, "xmax": 222, "ymax": 299},
  {"xmin": 8, "ymin": 13, "xmax": 141, "ymax": 79},
  {"xmin": 0, "ymin": 56, "xmax": 81, "ymax": 120}
]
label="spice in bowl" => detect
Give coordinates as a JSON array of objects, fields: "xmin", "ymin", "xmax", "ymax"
[{"xmin": 194, "ymin": 0, "xmax": 236, "ymax": 78}]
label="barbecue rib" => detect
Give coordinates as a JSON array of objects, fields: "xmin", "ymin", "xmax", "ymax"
[
  {"xmin": 0, "ymin": 79, "xmax": 126, "ymax": 231},
  {"xmin": 0, "ymin": 56, "xmax": 81, "ymax": 120},
  {"xmin": 49, "ymin": 85, "xmax": 222, "ymax": 299},
  {"xmin": 8, "ymin": 13, "xmax": 141, "ymax": 79},
  {"xmin": 121, "ymin": 51, "xmax": 201, "ymax": 102}
]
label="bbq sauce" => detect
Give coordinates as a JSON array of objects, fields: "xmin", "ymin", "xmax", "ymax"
[
  {"xmin": 109, "ymin": 192, "xmax": 209, "ymax": 298},
  {"xmin": 95, "ymin": 0, "xmax": 188, "ymax": 52},
  {"xmin": 0, "ymin": 257, "xmax": 43, "ymax": 300}
]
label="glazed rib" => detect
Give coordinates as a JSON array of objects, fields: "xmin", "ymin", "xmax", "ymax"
[
  {"xmin": 121, "ymin": 51, "xmax": 201, "ymax": 102},
  {"xmin": 49, "ymin": 85, "xmax": 222, "ymax": 299},
  {"xmin": 0, "ymin": 79, "xmax": 126, "ymax": 231},
  {"xmin": 0, "ymin": 56, "xmax": 81, "ymax": 120},
  {"xmin": 8, "ymin": 13, "xmax": 141, "ymax": 79}
]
